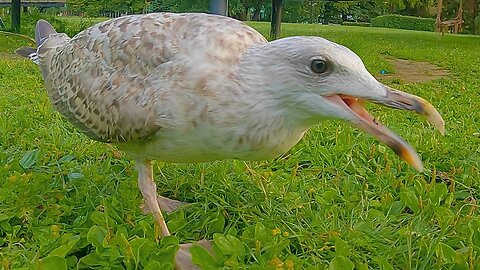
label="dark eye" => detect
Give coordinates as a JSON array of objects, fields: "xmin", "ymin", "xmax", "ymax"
[{"xmin": 310, "ymin": 59, "xmax": 327, "ymax": 73}]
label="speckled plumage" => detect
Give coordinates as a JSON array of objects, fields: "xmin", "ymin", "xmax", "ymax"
[{"xmin": 36, "ymin": 13, "xmax": 312, "ymax": 162}]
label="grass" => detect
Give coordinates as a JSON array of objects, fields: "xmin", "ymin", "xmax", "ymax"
[{"xmin": 0, "ymin": 19, "xmax": 479, "ymax": 269}]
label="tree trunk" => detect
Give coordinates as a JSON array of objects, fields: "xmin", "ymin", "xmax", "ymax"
[
  {"xmin": 237, "ymin": 11, "xmax": 248, "ymax": 21},
  {"xmin": 209, "ymin": 0, "xmax": 228, "ymax": 16},
  {"xmin": 270, "ymin": 0, "xmax": 282, "ymax": 39},
  {"xmin": 436, "ymin": 0, "xmax": 443, "ymax": 32},
  {"xmin": 11, "ymin": 0, "xmax": 21, "ymax": 33},
  {"xmin": 471, "ymin": 0, "xmax": 478, "ymax": 17},
  {"xmin": 473, "ymin": 0, "xmax": 478, "ymax": 34}
]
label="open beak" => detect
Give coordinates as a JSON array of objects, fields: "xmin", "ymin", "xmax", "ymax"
[{"xmin": 326, "ymin": 85, "xmax": 445, "ymax": 171}]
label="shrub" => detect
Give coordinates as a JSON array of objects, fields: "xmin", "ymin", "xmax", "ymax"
[
  {"xmin": 342, "ymin": 22, "xmax": 371, "ymax": 27},
  {"xmin": 2, "ymin": 8, "xmax": 98, "ymax": 39},
  {"xmin": 371, "ymin": 14, "xmax": 435, "ymax": 32}
]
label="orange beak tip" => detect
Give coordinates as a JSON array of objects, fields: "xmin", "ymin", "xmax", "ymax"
[
  {"xmin": 408, "ymin": 156, "xmax": 424, "ymax": 172},
  {"xmin": 421, "ymin": 101, "xmax": 445, "ymax": 136},
  {"xmin": 399, "ymin": 145, "xmax": 424, "ymax": 172}
]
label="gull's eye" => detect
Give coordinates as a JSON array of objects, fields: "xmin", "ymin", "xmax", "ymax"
[{"xmin": 310, "ymin": 59, "xmax": 327, "ymax": 74}]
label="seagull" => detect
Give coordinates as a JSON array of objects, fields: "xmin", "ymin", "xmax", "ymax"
[{"xmin": 16, "ymin": 12, "xmax": 444, "ymax": 268}]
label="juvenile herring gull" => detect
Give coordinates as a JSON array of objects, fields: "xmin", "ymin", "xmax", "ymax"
[{"xmin": 16, "ymin": 12, "xmax": 444, "ymax": 267}]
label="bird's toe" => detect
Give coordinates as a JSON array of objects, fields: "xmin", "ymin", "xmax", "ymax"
[
  {"xmin": 175, "ymin": 240, "xmax": 213, "ymax": 270},
  {"xmin": 140, "ymin": 195, "xmax": 187, "ymax": 214},
  {"xmin": 157, "ymin": 195, "xmax": 188, "ymax": 213}
]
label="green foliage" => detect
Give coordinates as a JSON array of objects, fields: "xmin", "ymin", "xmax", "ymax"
[
  {"xmin": 148, "ymin": 0, "xmax": 209, "ymax": 13},
  {"xmin": 1, "ymin": 8, "xmax": 102, "ymax": 38},
  {"xmin": 372, "ymin": 14, "xmax": 436, "ymax": 31},
  {"xmin": 147, "ymin": 0, "xmax": 262, "ymax": 20},
  {"xmin": 67, "ymin": 0, "xmax": 147, "ymax": 16},
  {"xmin": 379, "ymin": 0, "xmax": 435, "ymax": 16},
  {"xmin": 282, "ymin": 0, "xmax": 325, "ymax": 23},
  {"xmin": 1, "ymin": 8, "xmax": 62, "ymax": 36},
  {"xmin": 342, "ymin": 21, "xmax": 372, "ymax": 27},
  {"xmin": 56, "ymin": 17, "xmax": 108, "ymax": 37},
  {"xmin": 1, "ymin": 21, "xmax": 480, "ymax": 269},
  {"xmin": 281, "ymin": 0, "xmax": 371, "ymax": 24}
]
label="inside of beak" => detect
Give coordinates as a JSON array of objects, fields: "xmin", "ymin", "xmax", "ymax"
[{"xmin": 326, "ymin": 95, "xmax": 424, "ymax": 171}]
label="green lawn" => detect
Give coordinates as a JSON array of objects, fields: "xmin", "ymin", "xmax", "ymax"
[
  {"xmin": 0, "ymin": 20, "xmax": 479, "ymax": 269},
  {"xmin": 56, "ymin": 16, "xmax": 110, "ymax": 24}
]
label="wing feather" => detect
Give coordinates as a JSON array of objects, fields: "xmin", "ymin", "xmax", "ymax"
[{"xmin": 37, "ymin": 13, "xmax": 267, "ymax": 143}]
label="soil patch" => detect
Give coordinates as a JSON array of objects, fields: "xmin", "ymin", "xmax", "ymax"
[{"xmin": 379, "ymin": 57, "xmax": 450, "ymax": 83}]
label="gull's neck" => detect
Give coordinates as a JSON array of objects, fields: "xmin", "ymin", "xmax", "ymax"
[
  {"xmin": 226, "ymin": 45, "xmax": 311, "ymax": 158},
  {"xmin": 235, "ymin": 44, "xmax": 314, "ymax": 129}
]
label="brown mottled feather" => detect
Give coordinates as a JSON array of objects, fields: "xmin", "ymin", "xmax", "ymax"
[{"xmin": 36, "ymin": 13, "xmax": 267, "ymax": 144}]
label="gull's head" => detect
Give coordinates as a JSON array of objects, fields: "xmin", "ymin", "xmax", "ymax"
[{"xmin": 244, "ymin": 36, "xmax": 445, "ymax": 171}]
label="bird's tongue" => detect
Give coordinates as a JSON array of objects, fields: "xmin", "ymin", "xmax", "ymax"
[
  {"xmin": 340, "ymin": 96, "xmax": 374, "ymax": 123},
  {"xmin": 328, "ymin": 95, "xmax": 423, "ymax": 171}
]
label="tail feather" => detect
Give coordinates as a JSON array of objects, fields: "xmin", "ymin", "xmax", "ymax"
[
  {"xmin": 15, "ymin": 20, "xmax": 56, "ymax": 64},
  {"xmin": 35, "ymin": 19, "xmax": 57, "ymax": 47},
  {"xmin": 15, "ymin": 46, "xmax": 39, "ymax": 64}
]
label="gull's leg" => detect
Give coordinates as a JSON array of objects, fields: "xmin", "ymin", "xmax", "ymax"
[
  {"xmin": 136, "ymin": 159, "xmax": 170, "ymax": 237},
  {"xmin": 136, "ymin": 160, "xmax": 213, "ymax": 269}
]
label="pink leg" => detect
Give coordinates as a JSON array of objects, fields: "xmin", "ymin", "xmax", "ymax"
[{"xmin": 136, "ymin": 159, "xmax": 170, "ymax": 237}]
